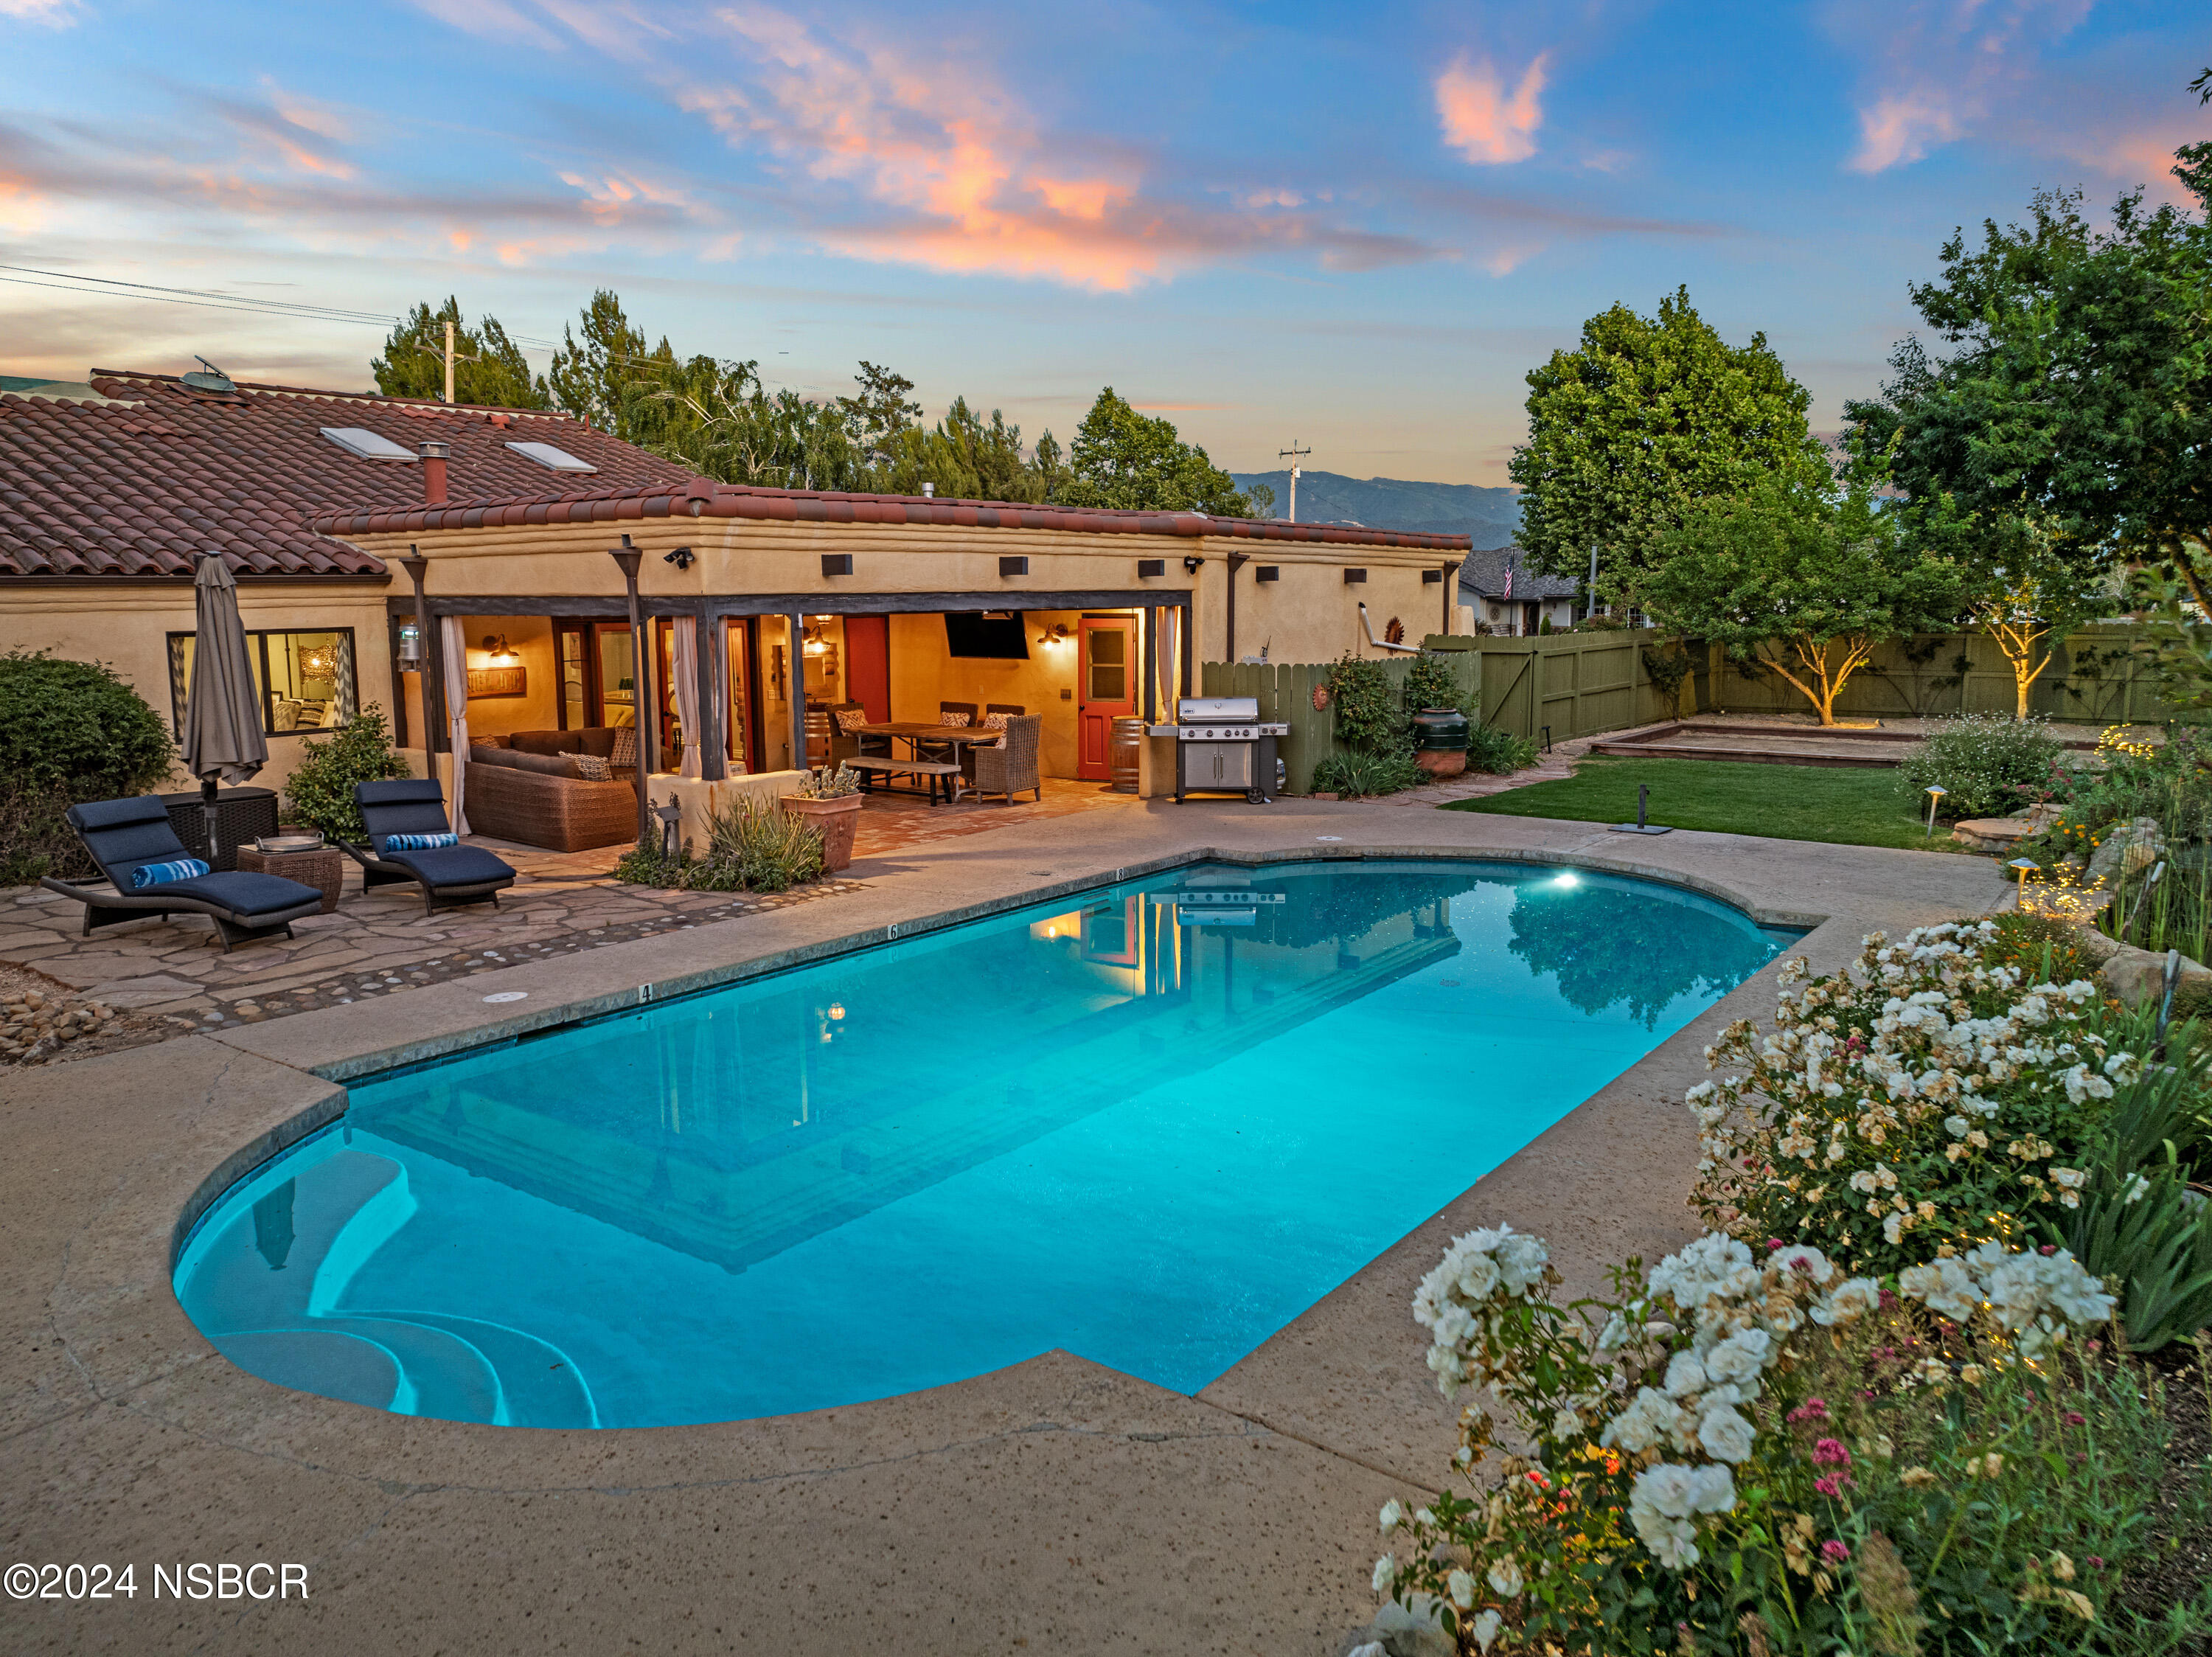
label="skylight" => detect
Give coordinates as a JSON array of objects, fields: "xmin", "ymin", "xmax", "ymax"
[
  {"xmin": 507, "ymin": 440, "xmax": 597, "ymax": 473},
  {"xmin": 320, "ymin": 426, "xmax": 416, "ymax": 462}
]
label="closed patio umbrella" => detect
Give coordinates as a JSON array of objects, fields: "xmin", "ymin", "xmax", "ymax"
[{"xmin": 185, "ymin": 549, "xmax": 268, "ymax": 867}]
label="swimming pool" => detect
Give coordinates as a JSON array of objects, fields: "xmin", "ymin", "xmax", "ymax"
[{"xmin": 175, "ymin": 858, "xmax": 1792, "ymax": 1428}]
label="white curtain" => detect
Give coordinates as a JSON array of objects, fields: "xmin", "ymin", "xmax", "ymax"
[
  {"xmin": 440, "ymin": 616, "xmax": 471, "ymax": 835},
  {"xmin": 673, "ymin": 618, "xmax": 703, "ymax": 779},
  {"xmin": 1156, "ymin": 606, "xmax": 1179, "ymax": 714}
]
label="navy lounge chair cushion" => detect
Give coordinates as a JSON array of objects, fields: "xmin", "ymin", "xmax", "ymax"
[
  {"xmin": 157, "ymin": 871, "xmax": 324, "ymax": 918},
  {"xmin": 376, "ymin": 844, "xmax": 515, "ymax": 889}
]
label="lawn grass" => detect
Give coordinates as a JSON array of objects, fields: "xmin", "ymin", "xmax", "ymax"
[{"xmin": 1442, "ymin": 756, "xmax": 1970, "ymax": 852}]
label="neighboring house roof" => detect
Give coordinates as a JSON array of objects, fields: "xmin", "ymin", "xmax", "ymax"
[
  {"xmin": 1457, "ymin": 545, "xmax": 1579, "ymax": 602},
  {"xmin": 315, "ymin": 479, "xmax": 1475, "ymax": 550},
  {"xmin": 0, "ymin": 370, "xmax": 691, "ymax": 581}
]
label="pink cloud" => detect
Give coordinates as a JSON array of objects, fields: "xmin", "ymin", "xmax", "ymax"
[
  {"xmin": 1830, "ymin": 0, "xmax": 2093, "ymax": 173},
  {"xmin": 671, "ymin": 5, "xmax": 1433, "ymax": 290},
  {"xmin": 1435, "ymin": 53, "xmax": 1549, "ymax": 166}
]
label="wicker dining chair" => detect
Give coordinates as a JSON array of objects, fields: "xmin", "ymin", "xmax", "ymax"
[{"xmin": 969, "ymin": 715, "xmax": 1042, "ymax": 804}]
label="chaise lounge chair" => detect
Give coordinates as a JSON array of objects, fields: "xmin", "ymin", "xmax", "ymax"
[
  {"xmin": 341, "ymin": 779, "xmax": 517, "ymax": 917},
  {"xmin": 40, "ymin": 796, "xmax": 325, "ymax": 952}
]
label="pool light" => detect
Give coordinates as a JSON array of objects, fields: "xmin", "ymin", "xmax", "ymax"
[{"xmin": 1552, "ymin": 872, "xmax": 1579, "ymax": 889}]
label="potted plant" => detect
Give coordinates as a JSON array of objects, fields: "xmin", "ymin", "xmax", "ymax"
[{"xmin": 782, "ymin": 763, "xmax": 864, "ymax": 872}]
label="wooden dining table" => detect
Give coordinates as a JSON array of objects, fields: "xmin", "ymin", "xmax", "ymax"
[{"xmin": 849, "ymin": 722, "xmax": 1005, "ymax": 803}]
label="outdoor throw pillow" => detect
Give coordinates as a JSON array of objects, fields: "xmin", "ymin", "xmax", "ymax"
[
  {"xmin": 835, "ymin": 707, "xmax": 870, "ymax": 734},
  {"xmin": 571, "ymin": 752, "xmax": 611, "ymax": 781},
  {"xmin": 610, "ymin": 726, "xmax": 639, "ymax": 769},
  {"xmin": 385, "ymin": 832, "xmax": 459, "ymax": 852},
  {"xmin": 940, "ymin": 711, "xmax": 970, "ymax": 726},
  {"xmin": 982, "ymin": 712, "xmax": 1011, "ymax": 729},
  {"xmin": 131, "ymin": 857, "xmax": 209, "ymax": 890}
]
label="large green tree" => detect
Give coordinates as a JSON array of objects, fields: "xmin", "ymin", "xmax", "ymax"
[
  {"xmin": 1634, "ymin": 484, "xmax": 1960, "ymax": 725},
  {"xmin": 1843, "ymin": 112, "xmax": 2212, "ymax": 622},
  {"xmin": 372, "ymin": 298, "xmax": 549, "ymax": 408},
  {"xmin": 549, "ymin": 290, "xmax": 675, "ymax": 438},
  {"xmin": 1511, "ymin": 287, "xmax": 1831, "ymax": 596},
  {"xmin": 1058, "ymin": 388, "xmax": 1259, "ymax": 515}
]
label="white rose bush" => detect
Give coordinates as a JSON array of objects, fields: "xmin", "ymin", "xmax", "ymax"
[
  {"xmin": 1365, "ymin": 920, "xmax": 2211, "ymax": 1653},
  {"xmin": 1686, "ymin": 921, "xmax": 2144, "ymax": 1272},
  {"xmin": 1364, "ymin": 1220, "xmax": 2181, "ymax": 1654}
]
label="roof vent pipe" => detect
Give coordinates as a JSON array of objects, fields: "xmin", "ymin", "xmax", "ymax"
[
  {"xmin": 417, "ymin": 440, "xmax": 450, "ymax": 505},
  {"xmin": 922, "ymin": 482, "xmax": 934, "ymax": 499}
]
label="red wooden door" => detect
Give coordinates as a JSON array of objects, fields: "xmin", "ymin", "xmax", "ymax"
[
  {"xmin": 1077, "ymin": 616, "xmax": 1136, "ymax": 780},
  {"xmin": 844, "ymin": 614, "xmax": 891, "ymax": 722}
]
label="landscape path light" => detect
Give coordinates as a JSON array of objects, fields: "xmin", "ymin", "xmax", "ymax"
[{"xmin": 1924, "ymin": 784, "xmax": 1947, "ymax": 839}]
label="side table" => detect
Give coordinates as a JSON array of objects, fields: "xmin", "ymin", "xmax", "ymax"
[{"xmin": 234, "ymin": 846, "xmax": 347, "ymax": 914}]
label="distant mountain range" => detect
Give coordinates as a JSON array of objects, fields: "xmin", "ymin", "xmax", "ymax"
[{"xmin": 1228, "ymin": 470, "xmax": 1522, "ymax": 546}]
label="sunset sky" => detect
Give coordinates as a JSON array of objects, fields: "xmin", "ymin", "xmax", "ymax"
[{"xmin": 1, "ymin": 1, "xmax": 2203, "ymax": 485}]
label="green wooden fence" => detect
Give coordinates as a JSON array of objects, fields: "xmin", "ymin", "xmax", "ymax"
[{"xmin": 1201, "ymin": 625, "xmax": 2181, "ymax": 793}]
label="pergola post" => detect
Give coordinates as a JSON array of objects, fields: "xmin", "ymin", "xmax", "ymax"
[
  {"xmin": 608, "ymin": 537, "xmax": 650, "ymax": 845},
  {"xmin": 787, "ymin": 611, "xmax": 810, "ymax": 774}
]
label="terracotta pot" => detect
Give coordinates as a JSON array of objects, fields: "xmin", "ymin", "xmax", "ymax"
[
  {"xmin": 782, "ymin": 792, "xmax": 865, "ymax": 872},
  {"xmin": 1414, "ymin": 749, "xmax": 1467, "ymax": 778}
]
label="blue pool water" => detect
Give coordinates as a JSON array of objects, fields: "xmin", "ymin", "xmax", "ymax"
[{"xmin": 175, "ymin": 859, "xmax": 1791, "ymax": 1428}]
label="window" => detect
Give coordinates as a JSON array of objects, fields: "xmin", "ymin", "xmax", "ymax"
[
  {"xmin": 319, "ymin": 426, "xmax": 416, "ymax": 461},
  {"xmin": 165, "ymin": 628, "xmax": 358, "ymax": 738},
  {"xmin": 506, "ymin": 440, "xmax": 597, "ymax": 473}
]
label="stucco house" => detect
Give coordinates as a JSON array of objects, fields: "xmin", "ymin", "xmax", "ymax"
[{"xmin": 1, "ymin": 366, "xmax": 1469, "ymax": 843}]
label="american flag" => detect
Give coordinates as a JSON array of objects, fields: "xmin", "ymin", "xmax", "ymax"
[{"xmin": 1503, "ymin": 561, "xmax": 1514, "ymax": 601}]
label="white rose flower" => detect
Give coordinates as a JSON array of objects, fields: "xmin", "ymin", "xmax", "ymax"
[
  {"xmin": 1486, "ymin": 1557, "xmax": 1525, "ymax": 1599},
  {"xmin": 1471, "ymin": 1609, "xmax": 1503, "ymax": 1653},
  {"xmin": 1599, "ymin": 1387, "xmax": 1686, "ymax": 1454},
  {"xmin": 1663, "ymin": 1350, "xmax": 1709, "ymax": 1398},
  {"xmin": 1702, "ymin": 1328, "xmax": 1773, "ymax": 1385},
  {"xmin": 1372, "ymin": 1554, "xmax": 1396, "ymax": 1594},
  {"xmin": 1812, "ymin": 1276, "xmax": 1883, "ymax": 1325},
  {"xmin": 1944, "ymin": 1115, "xmax": 1971, "ymax": 1138},
  {"xmin": 1447, "ymin": 1569, "xmax": 1475, "ymax": 1610},
  {"xmin": 1551, "ymin": 1406, "xmax": 1582, "ymax": 1437},
  {"xmin": 1378, "ymin": 1499, "xmax": 1402, "ymax": 1535},
  {"xmin": 1697, "ymin": 1403, "xmax": 1757, "ymax": 1463}
]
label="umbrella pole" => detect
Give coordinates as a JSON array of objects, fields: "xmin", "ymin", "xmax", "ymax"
[{"xmin": 201, "ymin": 778, "xmax": 220, "ymax": 871}]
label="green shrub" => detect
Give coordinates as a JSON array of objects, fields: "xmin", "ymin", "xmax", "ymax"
[
  {"xmin": 617, "ymin": 799, "xmax": 827, "ymax": 893},
  {"xmin": 0, "ymin": 652, "xmax": 174, "ymax": 885},
  {"xmin": 1897, "ymin": 712, "xmax": 2070, "ymax": 819},
  {"xmin": 1323, "ymin": 653, "xmax": 1400, "ymax": 752},
  {"xmin": 1310, "ymin": 748, "xmax": 1422, "ymax": 799},
  {"xmin": 1465, "ymin": 723, "xmax": 1538, "ymax": 774},
  {"xmin": 283, "ymin": 706, "xmax": 411, "ymax": 841},
  {"xmin": 1400, "ymin": 652, "xmax": 1476, "ymax": 722},
  {"xmin": 689, "ymin": 796, "xmax": 824, "ymax": 892}
]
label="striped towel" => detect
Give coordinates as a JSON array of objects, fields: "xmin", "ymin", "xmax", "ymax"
[{"xmin": 131, "ymin": 857, "xmax": 209, "ymax": 890}]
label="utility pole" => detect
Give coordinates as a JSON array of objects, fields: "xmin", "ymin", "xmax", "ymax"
[
  {"xmin": 443, "ymin": 319, "xmax": 456, "ymax": 404},
  {"xmin": 1278, "ymin": 439, "xmax": 1311, "ymax": 522}
]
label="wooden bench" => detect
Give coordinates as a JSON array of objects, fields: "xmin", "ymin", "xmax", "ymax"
[{"xmin": 849, "ymin": 755, "xmax": 965, "ymax": 804}]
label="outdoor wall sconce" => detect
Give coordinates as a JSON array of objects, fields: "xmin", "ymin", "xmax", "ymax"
[
  {"xmin": 1255, "ymin": 566, "xmax": 1279, "ymax": 582},
  {"xmin": 479, "ymin": 633, "xmax": 517, "ymax": 664},
  {"xmin": 1136, "ymin": 558, "xmax": 1166, "ymax": 578},
  {"xmin": 1183, "ymin": 554, "xmax": 1204, "ymax": 574},
  {"xmin": 822, "ymin": 553, "xmax": 854, "ymax": 577},
  {"xmin": 664, "ymin": 546, "xmax": 694, "ymax": 571},
  {"xmin": 396, "ymin": 619, "xmax": 424, "ymax": 667},
  {"xmin": 1343, "ymin": 568, "xmax": 1368, "ymax": 584},
  {"xmin": 1037, "ymin": 623, "xmax": 1070, "ymax": 647},
  {"xmin": 999, "ymin": 555, "xmax": 1029, "ymax": 577}
]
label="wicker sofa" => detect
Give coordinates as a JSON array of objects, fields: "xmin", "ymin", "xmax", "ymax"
[{"xmin": 466, "ymin": 729, "xmax": 639, "ymax": 852}]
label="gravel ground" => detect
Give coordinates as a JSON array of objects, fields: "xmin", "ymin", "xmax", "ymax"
[{"xmin": 0, "ymin": 960, "xmax": 185, "ymax": 1069}]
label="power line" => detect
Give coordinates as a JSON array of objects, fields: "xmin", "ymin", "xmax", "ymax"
[{"xmin": 0, "ymin": 263, "xmax": 405, "ymax": 326}]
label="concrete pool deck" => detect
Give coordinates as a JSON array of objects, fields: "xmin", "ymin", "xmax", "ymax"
[{"xmin": 0, "ymin": 798, "xmax": 2009, "ymax": 1654}]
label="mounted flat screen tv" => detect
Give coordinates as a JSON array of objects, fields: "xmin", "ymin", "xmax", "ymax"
[{"xmin": 945, "ymin": 611, "xmax": 1029, "ymax": 659}]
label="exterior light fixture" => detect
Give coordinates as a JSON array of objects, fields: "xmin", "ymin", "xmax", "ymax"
[
  {"xmin": 479, "ymin": 633, "xmax": 516, "ymax": 663},
  {"xmin": 396, "ymin": 619, "xmax": 424, "ymax": 667},
  {"xmin": 1924, "ymin": 784, "xmax": 1947, "ymax": 839},
  {"xmin": 664, "ymin": 546, "xmax": 695, "ymax": 571},
  {"xmin": 827, "ymin": 1002, "xmax": 845, "ymax": 1021},
  {"xmin": 1037, "ymin": 623, "xmax": 1070, "ymax": 647}
]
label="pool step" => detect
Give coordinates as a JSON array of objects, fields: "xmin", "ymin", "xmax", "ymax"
[{"xmin": 183, "ymin": 1146, "xmax": 597, "ymax": 1427}]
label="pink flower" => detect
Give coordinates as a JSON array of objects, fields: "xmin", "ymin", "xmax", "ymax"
[
  {"xmin": 2039, "ymin": 1244, "xmax": 2059, "ymax": 1257},
  {"xmin": 1812, "ymin": 1439, "xmax": 1851, "ymax": 1466},
  {"xmin": 1787, "ymin": 1398, "xmax": 1830, "ymax": 1424},
  {"xmin": 1813, "ymin": 1475, "xmax": 1847, "ymax": 1497},
  {"xmin": 1821, "ymin": 1540, "xmax": 1851, "ymax": 1563},
  {"xmin": 1879, "ymin": 1289, "xmax": 1899, "ymax": 1310},
  {"xmin": 1767, "ymin": 1238, "xmax": 1784, "ymax": 1251},
  {"xmin": 2089, "ymin": 1556, "xmax": 2105, "ymax": 1569},
  {"xmin": 2065, "ymin": 1411, "xmax": 2086, "ymax": 1426}
]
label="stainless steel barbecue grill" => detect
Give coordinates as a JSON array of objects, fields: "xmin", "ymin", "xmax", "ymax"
[{"xmin": 1146, "ymin": 695, "xmax": 1289, "ymax": 804}]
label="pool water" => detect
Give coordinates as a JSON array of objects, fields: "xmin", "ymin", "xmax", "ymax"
[{"xmin": 175, "ymin": 860, "xmax": 1791, "ymax": 1428}]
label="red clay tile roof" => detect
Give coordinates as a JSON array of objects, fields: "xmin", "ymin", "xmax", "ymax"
[
  {"xmin": 315, "ymin": 479, "xmax": 1474, "ymax": 552},
  {"xmin": 0, "ymin": 370, "xmax": 693, "ymax": 580}
]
